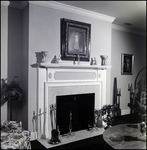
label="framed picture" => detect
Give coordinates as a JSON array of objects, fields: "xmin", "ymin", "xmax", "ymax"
[
  {"xmin": 61, "ymin": 18, "xmax": 91, "ymax": 61},
  {"xmin": 121, "ymin": 53, "xmax": 134, "ymax": 75}
]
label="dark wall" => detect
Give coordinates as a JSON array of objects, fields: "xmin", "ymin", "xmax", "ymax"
[
  {"xmin": 8, "ymin": 7, "xmax": 23, "ymax": 121},
  {"xmin": 8, "ymin": 5, "xmax": 29, "ymax": 130}
]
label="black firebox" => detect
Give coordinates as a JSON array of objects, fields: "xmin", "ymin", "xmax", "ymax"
[{"xmin": 56, "ymin": 93, "xmax": 95, "ymax": 135}]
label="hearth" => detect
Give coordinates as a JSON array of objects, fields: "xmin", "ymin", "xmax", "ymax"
[{"xmin": 56, "ymin": 93, "xmax": 95, "ymax": 135}]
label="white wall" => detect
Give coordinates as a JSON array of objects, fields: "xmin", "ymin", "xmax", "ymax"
[
  {"xmin": 28, "ymin": 3, "xmax": 113, "ymax": 132},
  {"xmin": 111, "ymin": 26, "xmax": 146, "ymax": 115},
  {"xmin": 1, "ymin": 4, "xmax": 8, "ymax": 120}
]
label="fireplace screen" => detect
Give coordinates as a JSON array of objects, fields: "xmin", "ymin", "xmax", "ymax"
[{"xmin": 56, "ymin": 93, "xmax": 95, "ymax": 135}]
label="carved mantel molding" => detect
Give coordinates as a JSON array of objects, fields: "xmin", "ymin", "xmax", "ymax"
[{"xmin": 31, "ymin": 62, "xmax": 112, "ymax": 70}]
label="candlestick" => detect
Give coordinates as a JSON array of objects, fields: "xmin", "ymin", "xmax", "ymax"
[
  {"xmin": 119, "ymin": 88, "xmax": 121, "ymax": 95},
  {"xmin": 117, "ymin": 88, "xmax": 121, "ymax": 96},
  {"xmin": 130, "ymin": 83, "xmax": 132, "ymax": 89},
  {"xmin": 128, "ymin": 83, "xmax": 133, "ymax": 91}
]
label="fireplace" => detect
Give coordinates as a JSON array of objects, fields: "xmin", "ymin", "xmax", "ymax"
[
  {"xmin": 34, "ymin": 64, "xmax": 109, "ymax": 139},
  {"xmin": 56, "ymin": 93, "xmax": 95, "ymax": 135}
]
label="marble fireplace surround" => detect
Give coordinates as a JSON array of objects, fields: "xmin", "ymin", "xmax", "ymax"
[{"xmin": 35, "ymin": 63, "xmax": 111, "ymax": 142}]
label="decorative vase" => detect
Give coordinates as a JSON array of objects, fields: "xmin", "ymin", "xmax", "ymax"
[
  {"xmin": 41, "ymin": 51, "xmax": 48, "ymax": 63},
  {"xmin": 35, "ymin": 51, "xmax": 48, "ymax": 63},
  {"xmin": 100, "ymin": 55, "xmax": 108, "ymax": 66}
]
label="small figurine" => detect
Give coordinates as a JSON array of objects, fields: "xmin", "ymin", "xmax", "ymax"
[
  {"xmin": 57, "ymin": 54, "xmax": 62, "ymax": 63},
  {"xmin": 77, "ymin": 54, "xmax": 80, "ymax": 64},
  {"xmin": 41, "ymin": 51, "xmax": 48, "ymax": 63},
  {"xmin": 93, "ymin": 57, "xmax": 97, "ymax": 65},
  {"xmin": 51, "ymin": 55, "xmax": 58, "ymax": 63},
  {"xmin": 35, "ymin": 51, "xmax": 48, "ymax": 63},
  {"xmin": 73, "ymin": 56, "xmax": 76, "ymax": 65},
  {"xmin": 90, "ymin": 58, "xmax": 94, "ymax": 65},
  {"xmin": 100, "ymin": 55, "xmax": 108, "ymax": 66}
]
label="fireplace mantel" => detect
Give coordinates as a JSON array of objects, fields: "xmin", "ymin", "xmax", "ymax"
[
  {"xmin": 32, "ymin": 61, "xmax": 111, "ymax": 140},
  {"xmin": 31, "ymin": 63, "xmax": 112, "ymax": 70}
]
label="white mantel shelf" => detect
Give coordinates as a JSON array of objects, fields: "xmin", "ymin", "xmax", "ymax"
[{"xmin": 31, "ymin": 63, "xmax": 112, "ymax": 70}]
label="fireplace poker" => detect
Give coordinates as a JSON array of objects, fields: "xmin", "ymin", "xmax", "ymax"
[
  {"xmin": 50, "ymin": 105, "xmax": 53, "ymax": 130},
  {"xmin": 32, "ymin": 109, "xmax": 47, "ymax": 139},
  {"xmin": 53, "ymin": 104, "xmax": 56, "ymax": 129},
  {"xmin": 33, "ymin": 111, "xmax": 36, "ymax": 133},
  {"xmin": 41, "ymin": 107, "xmax": 47, "ymax": 139},
  {"xmin": 39, "ymin": 108, "xmax": 41, "ymax": 134},
  {"xmin": 32, "ymin": 111, "xmax": 37, "ymax": 139},
  {"xmin": 32, "ymin": 111, "xmax": 35, "ymax": 132},
  {"xmin": 35, "ymin": 114, "xmax": 38, "ymax": 138},
  {"xmin": 52, "ymin": 104, "xmax": 54, "ymax": 129},
  {"xmin": 69, "ymin": 111, "xmax": 72, "ymax": 135},
  {"xmin": 52, "ymin": 104, "xmax": 55, "ymax": 129}
]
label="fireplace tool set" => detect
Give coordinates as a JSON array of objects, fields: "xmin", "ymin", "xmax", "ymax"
[
  {"xmin": 31, "ymin": 103, "xmax": 117, "ymax": 144},
  {"xmin": 32, "ymin": 107, "xmax": 47, "ymax": 140},
  {"xmin": 48, "ymin": 104, "xmax": 61, "ymax": 144}
]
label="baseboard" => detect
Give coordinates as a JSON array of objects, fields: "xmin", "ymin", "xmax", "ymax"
[
  {"xmin": 30, "ymin": 132, "xmax": 38, "ymax": 141},
  {"xmin": 121, "ymin": 109, "xmax": 130, "ymax": 115}
]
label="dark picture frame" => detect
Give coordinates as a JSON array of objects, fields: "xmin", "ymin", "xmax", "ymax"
[
  {"xmin": 61, "ymin": 18, "xmax": 91, "ymax": 61},
  {"xmin": 121, "ymin": 53, "xmax": 134, "ymax": 75}
]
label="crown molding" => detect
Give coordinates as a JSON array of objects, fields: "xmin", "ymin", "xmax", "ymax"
[
  {"xmin": 17, "ymin": 1, "xmax": 28, "ymax": 9},
  {"xmin": 8, "ymin": 1, "xmax": 28, "ymax": 9},
  {"xmin": 112, "ymin": 24, "xmax": 146, "ymax": 36},
  {"xmin": 29, "ymin": 1, "xmax": 115, "ymax": 23},
  {"xmin": 1, "ymin": 1, "xmax": 10, "ymax": 7}
]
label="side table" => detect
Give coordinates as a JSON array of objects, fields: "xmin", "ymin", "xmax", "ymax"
[{"xmin": 103, "ymin": 123, "xmax": 146, "ymax": 149}]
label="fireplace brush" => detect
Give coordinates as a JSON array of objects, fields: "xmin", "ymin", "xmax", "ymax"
[
  {"xmin": 50, "ymin": 105, "xmax": 53, "ymax": 130},
  {"xmin": 53, "ymin": 104, "xmax": 56, "ymax": 129},
  {"xmin": 39, "ymin": 108, "xmax": 41, "ymax": 134},
  {"xmin": 50, "ymin": 104, "xmax": 56, "ymax": 130},
  {"xmin": 32, "ymin": 111, "xmax": 35, "ymax": 132}
]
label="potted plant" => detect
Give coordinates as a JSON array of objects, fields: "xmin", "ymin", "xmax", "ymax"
[{"xmin": 1, "ymin": 76, "xmax": 23, "ymax": 120}]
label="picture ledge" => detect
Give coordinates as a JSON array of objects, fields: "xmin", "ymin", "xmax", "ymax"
[{"xmin": 31, "ymin": 63, "xmax": 112, "ymax": 69}]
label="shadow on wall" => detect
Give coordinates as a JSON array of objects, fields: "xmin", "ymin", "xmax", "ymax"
[
  {"xmin": 112, "ymin": 77, "xmax": 121, "ymax": 117},
  {"xmin": 7, "ymin": 5, "xmax": 29, "ymax": 130}
]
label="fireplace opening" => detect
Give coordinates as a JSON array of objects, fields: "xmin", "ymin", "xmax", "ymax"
[{"xmin": 56, "ymin": 93, "xmax": 95, "ymax": 135}]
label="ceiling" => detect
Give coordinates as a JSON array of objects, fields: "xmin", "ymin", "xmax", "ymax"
[
  {"xmin": 8, "ymin": 1, "xmax": 146, "ymax": 33},
  {"xmin": 57, "ymin": 1, "xmax": 146, "ymax": 33}
]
